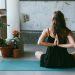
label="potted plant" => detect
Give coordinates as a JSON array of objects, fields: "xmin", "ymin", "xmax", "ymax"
[
  {"xmin": 0, "ymin": 21, "xmax": 4, "ymax": 38},
  {"xmin": 0, "ymin": 38, "xmax": 13, "ymax": 57},
  {"xmin": 0, "ymin": 38, "xmax": 7, "ymax": 47},
  {"xmin": 0, "ymin": 21, "xmax": 13, "ymax": 57},
  {"xmin": 11, "ymin": 30, "xmax": 24, "ymax": 58}
]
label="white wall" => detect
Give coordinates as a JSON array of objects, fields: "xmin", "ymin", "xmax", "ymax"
[
  {"xmin": 20, "ymin": 1, "xmax": 75, "ymax": 31},
  {"xmin": 0, "ymin": 0, "xmax": 5, "ymax": 9}
]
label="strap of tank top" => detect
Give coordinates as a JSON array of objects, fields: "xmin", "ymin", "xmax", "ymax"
[{"xmin": 48, "ymin": 28, "xmax": 50, "ymax": 36}]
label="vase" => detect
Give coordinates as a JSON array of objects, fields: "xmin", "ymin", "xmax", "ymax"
[
  {"xmin": 13, "ymin": 49, "xmax": 23, "ymax": 58},
  {"xmin": 0, "ymin": 45, "xmax": 13, "ymax": 58}
]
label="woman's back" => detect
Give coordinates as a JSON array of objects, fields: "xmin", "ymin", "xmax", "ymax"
[
  {"xmin": 35, "ymin": 10, "xmax": 75, "ymax": 68},
  {"xmin": 40, "ymin": 29, "xmax": 75, "ymax": 68}
]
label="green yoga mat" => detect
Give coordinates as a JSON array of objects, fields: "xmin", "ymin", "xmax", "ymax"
[{"xmin": 0, "ymin": 59, "xmax": 75, "ymax": 71}]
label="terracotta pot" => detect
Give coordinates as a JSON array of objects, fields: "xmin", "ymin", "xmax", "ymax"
[
  {"xmin": 13, "ymin": 49, "xmax": 23, "ymax": 58},
  {"xmin": 0, "ymin": 45, "xmax": 13, "ymax": 58}
]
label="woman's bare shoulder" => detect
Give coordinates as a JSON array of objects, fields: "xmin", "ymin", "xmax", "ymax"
[
  {"xmin": 42, "ymin": 28, "xmax": 51, "ymax": 36},
  {"xmin": 42, "ymin": 28, "xmax": 50, "ymax": 34}
]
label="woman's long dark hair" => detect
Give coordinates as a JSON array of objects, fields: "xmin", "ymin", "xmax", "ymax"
[{"xmin": 53, "ymin": 11, "xmax": 71, "ymax": 39}]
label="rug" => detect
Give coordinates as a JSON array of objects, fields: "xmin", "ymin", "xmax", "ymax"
[{"xmin": 0, "ymin": 59, "xmax": 75, "ymax": 71}]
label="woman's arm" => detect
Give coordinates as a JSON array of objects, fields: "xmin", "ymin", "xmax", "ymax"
[
  {"xmin": 58, "ymin": 33, "xmax": 75, "ymax": 48},
  {"xmin": 37, "ymin": 29, "xmax": 56, "ymax": 47}
]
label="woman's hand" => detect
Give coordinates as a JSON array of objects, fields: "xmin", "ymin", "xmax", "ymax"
[
  {"xmin": 56, "ymin": 34, "xmax": 59, "ymax": 46},
  {"xmin": 53, "ymin": 34, "xmax": 59, "ymax": 46},
  {"xmin": 54, "ymin": 37, "xmax": 57, "ymax": 46}
]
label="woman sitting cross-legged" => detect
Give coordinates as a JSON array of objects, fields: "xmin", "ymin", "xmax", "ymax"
[{"xmin": 35, "ymin": 10, "xmax": 75, "ymax": 68}]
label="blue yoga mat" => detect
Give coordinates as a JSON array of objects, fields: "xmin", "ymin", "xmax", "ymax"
[{"xmin": 0, "ymin": 59, "xmax": 75, "ymax": 71}]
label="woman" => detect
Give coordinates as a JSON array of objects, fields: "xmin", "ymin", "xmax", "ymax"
[{"xmin": 35, "ymin": 10, "xmax": 75, "ymax": 68}]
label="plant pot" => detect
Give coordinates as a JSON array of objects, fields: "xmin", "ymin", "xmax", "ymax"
[
  {"xmin": 13, "ymin": 49, "xmax": 23, "ymax": 58},
  {"xmin": 0, "ymin": 45, "xmax": 13, "ymax": 58}
]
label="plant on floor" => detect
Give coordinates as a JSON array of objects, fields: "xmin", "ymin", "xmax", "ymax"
[
  {"xmin": 11, "ymin": 30, "xmax": 23, "ymax": 58},
  {"xmin": 12, "ymin": 30, "xmax": 20, "ymax": 38},
  {"xmin": 0, "ymin": 21, "xmax": 4, "ymax": 27},
  {"xmin": 0, "ymin": 38, "xmax": 7, "ymax": 47},
  {"xmin": 0, "ymin": 37, "xmax": 13, "ymax": 58},
  {"xmin": 0, "ymin": 21, "xmax": 13, "ymax": 57},
  {"xmin": 0, "ymin": 21, "xmax": 7, "ymax": 47},
  {"xmin": 11, "ymin": 30, "xmax": 20, "ymax": 49}
]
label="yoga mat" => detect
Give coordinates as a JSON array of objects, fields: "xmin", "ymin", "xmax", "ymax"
[{"xmin": 0, "ymin": 59, "xmax": 75, "ymax": 71}]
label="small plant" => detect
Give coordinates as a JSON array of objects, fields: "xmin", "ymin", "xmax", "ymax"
[
  {"xmin": 11, "ymin": 30, "xmax": 20, "ymax": 49},
  {"xmin": 11, "ymin": 39, "xmax": 19, "ymax": 49},
  {"xmin": 0, "ymin": 38, "xmax": 13, "ymax": 58},
  {"xmin": 0, "ymin": 21, "xmax": 4, "ymax": 28},
  {"xmin": 0, "ymin": 21, "xmax": 7, "ymax": 47},
  {"xmin": 0, "ymin": 38, "xmax": 7, "ymax": 47},
  {"xmin": 12, "ymin": 30, "xmax": 23, "ymax": 58},
  {"xmin": 12, "ymin": 30, "xmax": 20, "ymax": 38}
]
